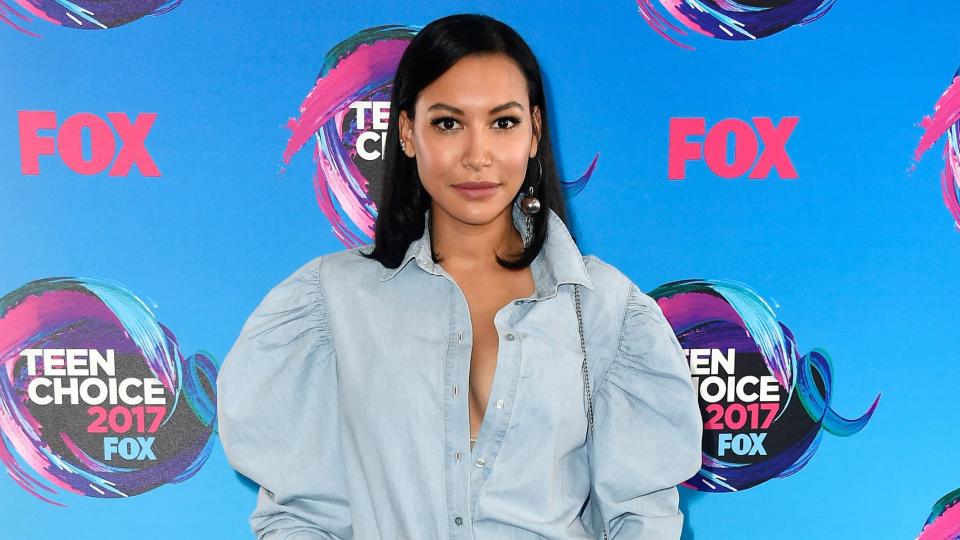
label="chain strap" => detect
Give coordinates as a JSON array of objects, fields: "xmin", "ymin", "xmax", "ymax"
[{"xmin": 574, "ymin": 284, "xmax": 608, "ymax": 540}]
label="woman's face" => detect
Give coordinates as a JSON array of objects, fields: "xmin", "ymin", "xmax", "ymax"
[{"xmin": 398, "ymin": 53, "xmax": 541, "ymax": 229}]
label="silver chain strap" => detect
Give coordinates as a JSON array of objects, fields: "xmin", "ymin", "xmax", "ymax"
[{"xmin": 574, "ymin": 284, "xmax": 608, "ymax": 540}]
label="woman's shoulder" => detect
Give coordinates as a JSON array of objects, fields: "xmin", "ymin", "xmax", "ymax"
[
  {"xmin": 268, "ymin": 244, "xmax": 389, "ymax": 309},
  {"xmin": 579, "ymin": 254, "xmax": 688, "ymax": 404},
  {"xmin": 286, "ymin": 243, "xmax": 381, "ymax": 282},
  {"xmin": 578, "ymin": 253, "xmax": 672, "ymax": 351},
  {"xmin": 579, "ymin": 253, "xmax": 657, "ymax": 310}
]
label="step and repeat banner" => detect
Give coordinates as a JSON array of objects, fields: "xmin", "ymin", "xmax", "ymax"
[{"xmin": 2, "ymin": 1, "xmax": 958, "ymax": 538}]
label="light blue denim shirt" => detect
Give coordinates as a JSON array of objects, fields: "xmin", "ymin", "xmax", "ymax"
[{"xmin": 216, "ymin": 204, "xmax": 703, "ymax": 539}]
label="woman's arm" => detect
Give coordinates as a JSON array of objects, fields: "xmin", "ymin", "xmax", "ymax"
[
  {"xmin": 217, "ymin": 257, "xmax": 353, "ymax": 539},
  {"xmin": 585, "ymin": 283, "xmax": 703, "ymax": 538}
]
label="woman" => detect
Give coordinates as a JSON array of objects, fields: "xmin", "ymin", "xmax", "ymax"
[{"xmin": 217, "ymin": 13, "xmax": 702, "ymax": 540}]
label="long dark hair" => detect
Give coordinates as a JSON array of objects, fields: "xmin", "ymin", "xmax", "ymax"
[{"xmin": 360, "ymin": 13, "xmax": 576, "ymax": 270}]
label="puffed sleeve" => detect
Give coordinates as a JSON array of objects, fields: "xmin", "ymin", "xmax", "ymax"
[
  {"xmin": 216, "ymin": 256, "xmax": 353, "ymax": 539},
  {"xmin": 585, "ymin": 283, "xmax": 703, "ymax": 539}
]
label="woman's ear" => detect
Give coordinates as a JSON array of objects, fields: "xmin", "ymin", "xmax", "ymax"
[
  {"xmin": 398, "ymin": 110, "xmax": 415, "ymax": 157},
  {"xmin": 530, "ymin": 105, "xmax": 542, "ymax": 158}
]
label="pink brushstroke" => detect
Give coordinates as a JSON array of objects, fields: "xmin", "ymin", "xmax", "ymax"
[
  {"xmin": 637, "ymin": 0, "xmax": 693, "ymax": 50},
  {"xmin": 913, "ymin": 75, "xmax": 960, "ymax": 228},
  {"xmin": 918, "ymin": 501, "xmax": 960, "ymax": 540},
  {"xmin": 914, "ymin": 76, "xmax": 960, "ymax": 161},
  {"xmin": 11, "ymin": 0, "xmax": 58, "ymax": 24},
  {"xmin": 660, "ymin": 0, "xmax": 714, "ymax": 37},
  {"xmin": 281, "ymin": 39, "xmax": 409, "ymax": 166}
]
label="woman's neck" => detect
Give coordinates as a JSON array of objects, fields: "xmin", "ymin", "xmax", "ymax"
[{"xmin": 430, "ymin": 204, "xmax": 524, "ymax": 270}]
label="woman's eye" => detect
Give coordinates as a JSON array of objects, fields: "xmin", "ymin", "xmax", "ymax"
[
  {"xmin": 431, "ymin": 117, "xmax": 461, "ymax": 132},
  {"xmin": 494, "ymin": 117, "xmax": 520, "ymax": 129}
]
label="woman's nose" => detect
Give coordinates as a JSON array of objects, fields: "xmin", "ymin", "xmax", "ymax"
[{"xmin": 462, "ymin": 128, "xmax": 492, "ymax": 169}]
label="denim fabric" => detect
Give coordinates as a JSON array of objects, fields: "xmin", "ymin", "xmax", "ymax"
[{"xmin": 216, "ymin": 204, "xmax": 703, "ymax": 539}]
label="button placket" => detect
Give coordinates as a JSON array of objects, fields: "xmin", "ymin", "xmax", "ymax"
[
  {"xmin": 444, "ymin": 283, "xmax": 475, "ymax": 540},
  {"xmin": 470, "ymin": 319, "xmax": 524, "ymax": 517}
]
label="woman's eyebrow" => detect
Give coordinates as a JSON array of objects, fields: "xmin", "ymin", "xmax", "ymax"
[{"xmin": 426, "ymin": 101, "xmax": 525, "ymax": 115}]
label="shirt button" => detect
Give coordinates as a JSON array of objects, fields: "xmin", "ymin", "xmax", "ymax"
[
  {"xmin": 455, "ymin": 515, "xmax": 463, "ymax": 526},
  {"xmin": 514, "ymin": 300, "xmax": 523, "ymax": 305},
  {"xmin": 475, "ymin": 457, "xmax": 485, "ymax": 468},
  {"xmin": 496, "ymin": 399, "xmax": 504, "ymax": 409},
  {"xmin": 458, "ymin": 330, "xmax": 463, "ymax": 342},
  {"xmin": 505, "ymin": 333, "xmax": 515, "ymax": 341}
]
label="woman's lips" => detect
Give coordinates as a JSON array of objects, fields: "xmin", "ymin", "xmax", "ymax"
[{"xmin": 453, "ymin": 182, "xmax": 500, "ymax": 199}]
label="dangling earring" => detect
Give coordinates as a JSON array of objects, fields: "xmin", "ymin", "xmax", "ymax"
[{"xmin": 517, "ymin": 156, "xmax": 542, "ymax": 249}]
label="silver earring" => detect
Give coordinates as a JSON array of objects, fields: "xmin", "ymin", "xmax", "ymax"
[
  {"xmin": 519, "ymin": 158, "xmax": 542, "ymax": 215},
  {"xmin": 400, "ymin": 139, "xmax": 407, "ymax": 153},
  {"xmin": 516, "ymin": 156, "xmax": 542, "ymax": 249}
]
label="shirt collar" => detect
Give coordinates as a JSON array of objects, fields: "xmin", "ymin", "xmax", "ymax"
[{"xmin": 375, "ymin": 204, "xmax": 594, "ymax": 294}]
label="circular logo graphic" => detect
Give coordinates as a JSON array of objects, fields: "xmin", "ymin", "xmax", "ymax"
[
  {"xmin": 1, "ymin": 1, "xmax": 182, "ymax": 37},
  {"xmin": 0, "ymin": 277, "xmax": 217, "ymax": 505},
  {"xmin": 637, "ymin": 0, "xmax": 837, "ymax": 50},
  {"xmin": 281, "ymin": 25, "xmax": 599, "ymax": 247},
  {"xmin": 649, "ymin": 279, "xmax": 880, "ymax": 492}
]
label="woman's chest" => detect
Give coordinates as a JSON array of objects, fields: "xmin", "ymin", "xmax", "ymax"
[{"xmin": 328, "ymin": 276, "xmax": 589, "ymax": 444}]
